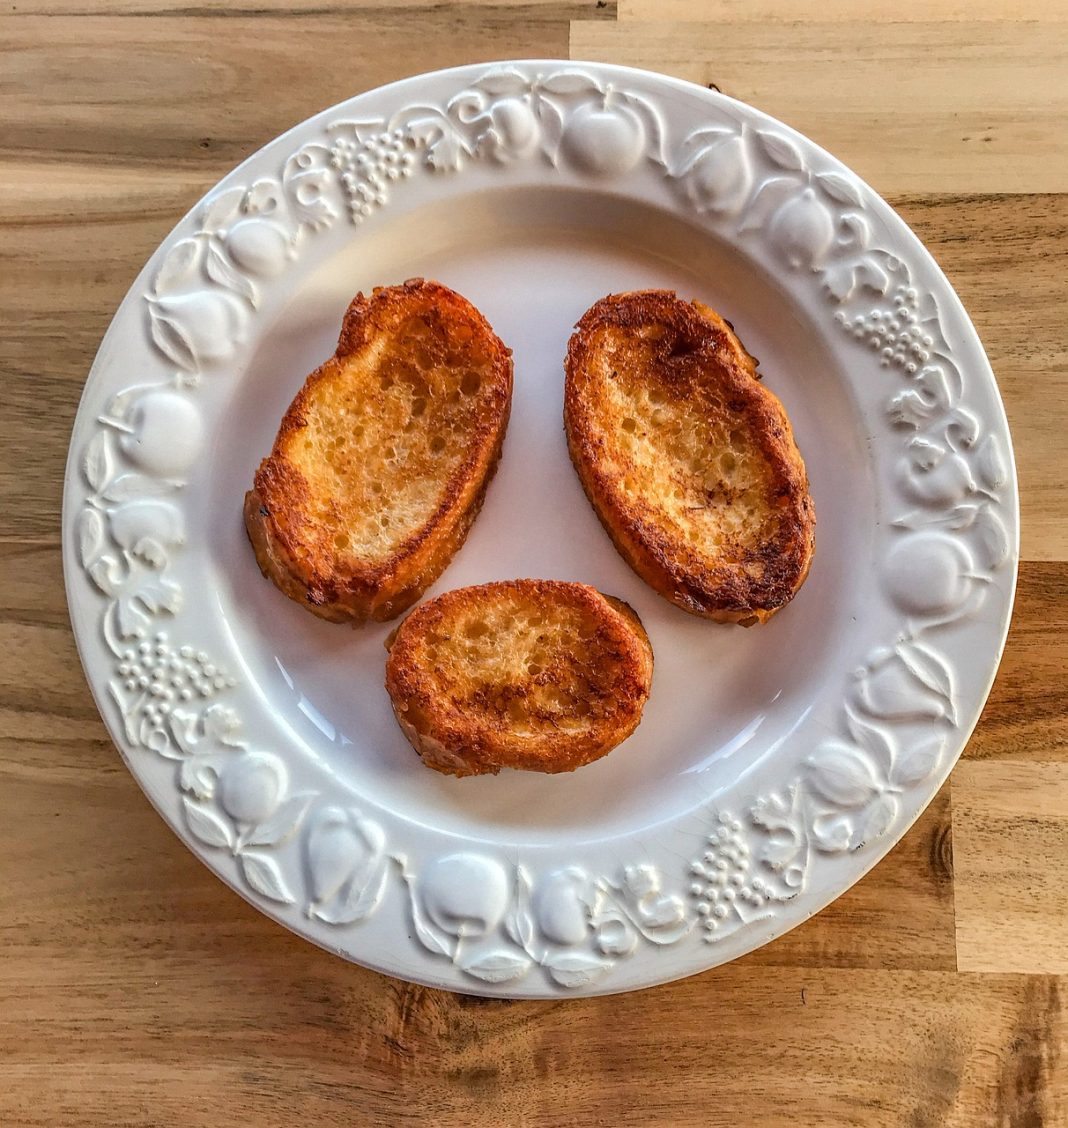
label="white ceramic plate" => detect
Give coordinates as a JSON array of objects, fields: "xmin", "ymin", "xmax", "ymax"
[{"xmin": 63, "ymin": 61, "xmax": 1018, "ymax": 997}]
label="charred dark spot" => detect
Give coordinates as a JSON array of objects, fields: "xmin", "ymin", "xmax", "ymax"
[{"xmin": 667, "ymin": 335, "xmax": 698, "ymax": 360}]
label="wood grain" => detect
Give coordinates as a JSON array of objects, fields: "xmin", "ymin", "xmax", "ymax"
[
  {"xmin": 0, "ymin": 10, "xmax": 577, "ymax": 168},
  {"xmin": 967, "ymin": 563, "xmax": 1068, "ymax": 762},
  {"xmin": 2, "ymin": 0, "xmax": 1067, "ymax": 1123},
  {"xmin": 620, "ymin": 0, "xmax": 1058, "ymax": 20},
  {"xmin": 3, "ymin": 957, "xmax": 1066, "ymax": 1127},
  {"xmin": 954, "ymin": 762, "xmax": 1068, "ymax": 973},
  {"xmin": 10, "ymin": 0, "xmax": 613, "ymax": 13},
  {"xmin": 569, "ymin": 20, "xmax": 1068, "ymax": 194}
]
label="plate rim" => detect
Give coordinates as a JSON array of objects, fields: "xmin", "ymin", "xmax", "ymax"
[{"xmin": 62, "ymin": 58, "xmax": 1020, "ymax": 997}]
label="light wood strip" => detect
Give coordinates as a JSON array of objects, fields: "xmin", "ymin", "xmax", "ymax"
[
  {"xmin": 620, "ymin": 0, "xmax": 1059, "ymax": 21},
  {"xmin": 954, "ymin": 761, "xmax": 1068, "ymax": 973},
  {"xmin": 0, "ymin": 11, "xmax": 574, "ymax": 167},
  {"xmin": 569, "ymin": 20, "xmax": 1068, "ymax": 194}
]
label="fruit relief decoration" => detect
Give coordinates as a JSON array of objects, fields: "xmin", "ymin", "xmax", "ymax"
[{"xmin": 69, "ymin": 64, "xmax": 1013, "ymax": 991}]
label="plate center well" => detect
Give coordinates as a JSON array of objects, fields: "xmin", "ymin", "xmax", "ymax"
[{"xmin": 208, "ymin": 189, "xmax": 875, "ymax": 846}]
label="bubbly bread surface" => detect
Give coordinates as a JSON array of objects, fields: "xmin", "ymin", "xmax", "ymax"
[
  {"xmin": 564, "ymin": 290, "xmax": 815, "ymax": 624},
  {"xmin": 245, "ymin": 279, "xmax": 512, "ymax": 623},
  {"xmin": 384, "ymin": 580, "xmax": 654, "ymax": 777}
]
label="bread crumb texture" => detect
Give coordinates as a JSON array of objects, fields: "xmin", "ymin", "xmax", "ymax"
[
  {"xmin": 385, "ymin": 580, "xmax": 654, "ymax": 777},
  {"xmin": 565, "ymin": 290, "xmax": 815, "ymax": 623},
  {"xmin": 245, "ymin": 279, "xmax": 512, "ymax": 623}
]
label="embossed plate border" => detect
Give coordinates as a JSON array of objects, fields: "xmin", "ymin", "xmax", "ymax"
[{"xmin": 63, "ymin": 62, "xmax": 1018, "ymax": 996}]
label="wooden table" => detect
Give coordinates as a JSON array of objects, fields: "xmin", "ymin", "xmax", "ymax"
[{"xmin": 3, "ymin": 2, "xmax": 1066, "ymax": 1124}]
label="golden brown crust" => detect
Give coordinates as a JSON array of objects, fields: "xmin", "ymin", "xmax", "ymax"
[
  {"xmin": 564, "ymin": 290, "xmax": 815, "ymax": 624},
  {"xmin": 384, "ymin": 580, "xmax": 654, "ymax": 777},
  {"xmin": 244, "ymin": 279, "xmax": 513, "ymax": 623}
]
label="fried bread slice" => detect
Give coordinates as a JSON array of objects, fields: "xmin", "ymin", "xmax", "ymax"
[
  {"xmin": 564, "ymin": 290, "xmax": 814, "ymax": 625},
  {"xmin": 245, "ymin": 280, "xmax": 512, "ymax": 623},
  {"xmin": 384, "ymin": 580, "xmax": 653, "ymax": 777}
]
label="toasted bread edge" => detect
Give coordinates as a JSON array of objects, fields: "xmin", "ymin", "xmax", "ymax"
[
  {"xmin": 384, "ymin": 580, "xmax": 654, "ymax": 777},
  {"xmin": 244, "ymin": 280, "xmax": 513, "ymax": 624},
  {"xmin": 564, "ymin": 290, "xmax": 815, "ymax": 625}
]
